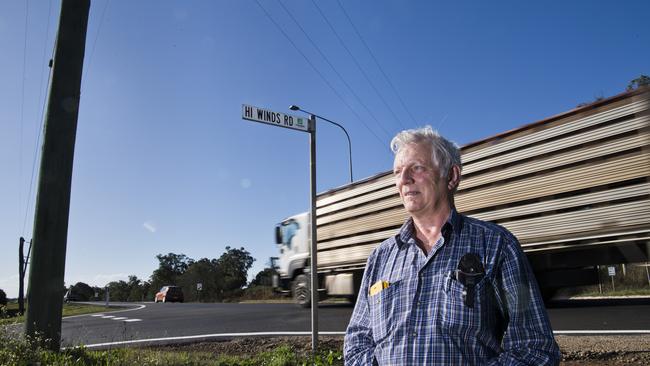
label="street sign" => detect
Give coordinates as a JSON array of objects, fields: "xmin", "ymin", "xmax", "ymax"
[
  {"xmin": 197, "ymin": 283, "xmax": 203, "ymax": 291},
  {"xmin": 241, "ymin": 103, "xmax": 319, "ymax": 352},
  {"xmin": 608, "ymin": 266, "xmax": 616, "ymax": 276},
  {"xmin": 242, "ymin": 104, "xmax": 309, "ymax": 132}
]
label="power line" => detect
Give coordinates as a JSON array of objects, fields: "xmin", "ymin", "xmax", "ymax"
[
  {"xmin": 277, "ymin": 0, "xmax": 393, "ymax": 141},
  {"xmin": 23, "ymin": 1, "xmax": 55, "ymax": 235},
  {"xmin": 335, "ymin": 0, "xmax": 418, "ymax": 125},
  {"xmin": 310, "ymin": 0, "xmax": 407, "ymax": 130},
  {"xmin": 23, "ymin": 53, "xmax": 55, "ymax": 236},
  {"xmin": 82, "ymin": 0, "xmax": 111, "ymax": 90},
  {"xmin": 19, "ymin": 0, "xmax": 30, "ymax": 223},
  {"xmin": 253, "ymin": 0, "xmax": 388, "ymax": 150},
  {"xmin": 22, "ymin": 0, "xmax": 111, "ymax": 234}
]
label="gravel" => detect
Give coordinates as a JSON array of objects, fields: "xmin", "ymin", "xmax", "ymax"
[{"xmin": 556, "ymin": 335, "xmax": 650, "ymax": 365}]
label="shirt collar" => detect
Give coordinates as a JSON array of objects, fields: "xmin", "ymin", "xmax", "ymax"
[{"xmin": 396, "ymin": 207, "xmax": 462, "ymax": 248}]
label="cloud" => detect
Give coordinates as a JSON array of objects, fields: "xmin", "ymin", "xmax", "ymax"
[
  {"xmin": 240, "ymin": 178, "xmax": 252, "ymax": 189},
  {"xmin": 143, "ymin": 221, "xmax": 157, "ymax": 233}
]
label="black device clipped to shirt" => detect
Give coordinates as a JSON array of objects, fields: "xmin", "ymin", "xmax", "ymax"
[{"xmin": 455, "ymin": 253, "xmax": 485, "ymax": 308}]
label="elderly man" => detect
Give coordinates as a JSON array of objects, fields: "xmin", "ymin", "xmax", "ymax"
[{"xmin": 344, "ymin": 126, "xmax": 560, "ymax": 365}]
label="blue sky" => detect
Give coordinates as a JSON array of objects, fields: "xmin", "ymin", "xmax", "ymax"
[{"xmin": 1, "ymin": 0, "xmax": 648, "ymax": 298}]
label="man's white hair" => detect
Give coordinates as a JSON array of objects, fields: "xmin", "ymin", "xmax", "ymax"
[{"xmin": 390, "ymin": 125, "xmax": 462, "ymax": 178}]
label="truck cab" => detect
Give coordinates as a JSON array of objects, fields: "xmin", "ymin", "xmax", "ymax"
[{"xmin": 274, "ymin": 212, "xmax": 310, "ymax": 291}]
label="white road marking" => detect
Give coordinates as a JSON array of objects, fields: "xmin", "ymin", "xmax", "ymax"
[
  {"xmin": 79, "ymin": 329, "xmax": 650, "ymax": 349},
  {"xmin": 112, "ymin": 317, "xmax": 128, "ymax": 320},
  {"xmin": 81, "ymin": 331, "xmax": 343, "ymax": 348},
  {"xmin": 104, "ymin": 304, "xmax": 147, "ymax": 314},
  {"xmin": 554, "ymin": 330, "xmax": 650, "ymax": 335},
  {"xmin": 123, "ymin": 319, "xmax": 142, "ymax": 322},
  {"xmin": 63, "ymin": 304, "xmax": 147, "ymax": 320},
  {"xmin": 101, "ymin": 316, "xmax": 115, "ymax": 319}
]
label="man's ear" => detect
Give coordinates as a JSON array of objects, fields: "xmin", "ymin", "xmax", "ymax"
[{"xmin": 447, "ymin": 165, "xmax": 461, "ymax": 191}]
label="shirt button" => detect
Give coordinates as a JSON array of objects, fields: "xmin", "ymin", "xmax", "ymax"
[{"xmin": 412, "ymin": 332, "xmax": 417, "ymax": 338}]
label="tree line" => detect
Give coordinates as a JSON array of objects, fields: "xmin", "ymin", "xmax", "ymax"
[{"xmin": 67, "ymin": 246, "xmax": 268, "ymax": 302}]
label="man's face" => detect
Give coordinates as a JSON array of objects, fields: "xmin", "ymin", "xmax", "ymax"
[{"xmin": 393, "ymin": 143, "xmax": 450, "ymax": 217}]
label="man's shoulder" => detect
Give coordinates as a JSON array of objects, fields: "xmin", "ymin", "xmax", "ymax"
[
  {"xmin": 364, "ymin": 233, "xmax": 401, "ymax": 264},
  {"xmin": 374, "ymin": 234, "xmax": 400, "ymax": 255},
  {"xmin": 461, "ymin": 213, "xmax": 518, "ymax": 244}
]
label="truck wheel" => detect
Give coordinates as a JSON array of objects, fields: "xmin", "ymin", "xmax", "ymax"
[{"xmin": 292, "ymin": 274, "xmax": 311, "ymax": 308}]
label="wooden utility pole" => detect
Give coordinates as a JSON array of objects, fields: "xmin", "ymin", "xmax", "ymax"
[
  {"xmin": 25, "ymin": 0, "xmax": 90, "ymax": 351},
  {"xmin": 18, "ymin": 237, "xmax": 26, "ymax": 315}
]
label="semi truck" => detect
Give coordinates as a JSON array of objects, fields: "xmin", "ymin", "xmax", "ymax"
[{"xmin": 273, "ymin": 87, "xmax": 650, "ymax": 306}]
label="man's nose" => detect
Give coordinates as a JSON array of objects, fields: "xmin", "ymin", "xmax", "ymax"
[{"xmin": 399, "ymin": 170, "xmax": 413, "ymax": 185}]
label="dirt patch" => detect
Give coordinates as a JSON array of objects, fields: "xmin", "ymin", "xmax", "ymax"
[
  {"xmin": 145, "ymin": 335, "xmax": 650, "ymax": 364},
  {"xmin": 146, "ymin": 336, "xmax": 343, "ymax": 359},
  {"xmin": 557, "ymin": 335, "xmax": 650, "ymax": 365}
]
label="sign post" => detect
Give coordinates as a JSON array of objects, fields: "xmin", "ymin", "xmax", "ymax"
[
  {"xmin": 308, "ymin": 114, "xmax": 318, "ymax": 353},
  {"xmin": 608, "ymin": 266, "xmax": 616, "ymax": 292},
  {"xmin": 242, "ymin": 104, "xmax": 319, "ymax": 351}
]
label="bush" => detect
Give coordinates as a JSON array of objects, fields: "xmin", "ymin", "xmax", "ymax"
[
  {"xmin": 0, "ymin": 289, "xmax": 6, "ymax": 306},
  {"xmin": 239, "ymin": 285, "xmax": 284, "ymax": 301}
]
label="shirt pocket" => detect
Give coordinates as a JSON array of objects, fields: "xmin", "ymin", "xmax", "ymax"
[
  {"xmin": 368, "ymin": 279, "xmax": 403, "ymax": 343},
  {"xmin": 440, "ymin": 274, "xmax": 491, "ymax": 336}
]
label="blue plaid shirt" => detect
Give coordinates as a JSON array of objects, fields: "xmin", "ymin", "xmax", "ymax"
[{"xmin": 344, "ymin": 209, "xmax": 560, "ymax": 365}]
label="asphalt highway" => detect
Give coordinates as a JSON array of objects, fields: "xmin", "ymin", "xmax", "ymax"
[{"xmin": 60, "ymin": 300, "xmax": 650, "ymax": 348}]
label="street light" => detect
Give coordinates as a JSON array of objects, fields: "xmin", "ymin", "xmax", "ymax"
[{"xmin": 289, "ymin": 105, "xmax": 354, "ymax": 183}]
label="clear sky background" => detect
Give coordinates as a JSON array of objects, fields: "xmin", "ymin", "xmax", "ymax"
[{"xmin": 1, "ymin": 1, "xmax": 648, "ymax": 298}]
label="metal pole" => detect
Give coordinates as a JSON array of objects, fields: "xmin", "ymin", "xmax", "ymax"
[
  {"xmin": 309, "ymin": 114, "xmax": 319, "ymax": 352},
  {"xmin": 25, "ymin": 0, "xmax": 90, "ymax": 351},
  {"xmin": 645, "ymin": 262, "xmax": 649, "ymax": 288},
  {"xmin": 310, "ymin": 113, "xmax": 353, "ymax": 183},
  {"xmin": 292, "ymin": 107, "xmax": 353, "ymax": 183},
  {"xmin": 319, "ymin": 116, "xmax": 353, "ymax": 183},
  {"xmin": 597, "ymin": 265, "xmax": 602, "ymax": 294},
  {"xmin": 344, "ymin": 127, "xmax": 353, "ymax": 183}
]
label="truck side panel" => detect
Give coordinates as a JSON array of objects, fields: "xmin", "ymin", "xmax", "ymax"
[{"xmin": 313, "ymin": 89, "xmax": 650, "ymax": 287}]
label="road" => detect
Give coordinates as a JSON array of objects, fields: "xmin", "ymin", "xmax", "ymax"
[{"xmin": 61, "ymin": 300, "xmax": 650, "ymax": 348}]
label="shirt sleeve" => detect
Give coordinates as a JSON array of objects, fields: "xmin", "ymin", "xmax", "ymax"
[
  {"xmin": 344, "ymin": 251, "xmax": 378, "ymax": 365},
  {"xmin": 488, "ymin": 233, "xmax": 561, "ymax": 366}
]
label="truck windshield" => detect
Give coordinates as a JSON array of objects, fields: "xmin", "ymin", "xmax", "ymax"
[{"xmin": 278, "ymin": 220, "xmax": 299, "ymax": 249}]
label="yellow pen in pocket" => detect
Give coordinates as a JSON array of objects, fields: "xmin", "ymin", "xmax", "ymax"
[{"xmin": 369, "ymin": 280, "xmax": 390, "ymax": 296}]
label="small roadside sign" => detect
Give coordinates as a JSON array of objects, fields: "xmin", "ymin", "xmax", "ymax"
[
  {"xmin": 197, "ymin": 283, "xmax": 203, "ymax": 291},
  {"xmin": 242, "ymin": 104, "xmax": 309, "ymax": 132},
  {"xmin": 608, "ymin": 266, "xmax": 616, "ymax": 276}
]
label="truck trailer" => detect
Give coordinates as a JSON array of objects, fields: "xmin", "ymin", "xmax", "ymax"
[{"xmin": 273, "ymin": 87, "xmax": 650, "ymax": 306}]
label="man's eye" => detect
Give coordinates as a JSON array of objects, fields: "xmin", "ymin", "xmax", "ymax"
[
  {"xmin": 412, "ymin": 165, "xmax": 425, "ymax": 172},
  {"xmin": 393, "ymin": 169, "xmax": 401, "ymax": 176}
]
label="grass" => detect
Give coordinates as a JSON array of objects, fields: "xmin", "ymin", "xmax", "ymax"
[
  {"xmin": 0, "ymin": 302, "xmax": 113, "ymax": 326},
  {"xmin": 0, "ymin": 334, "xmax": 344, "ymax": 366},
  {"xmin": 572, "ymin": 287, "xmax": 650, "ymax": 297},
  {"xmin": 1, "ymin": 299, "xmax": 343, "ymax": 365}
]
